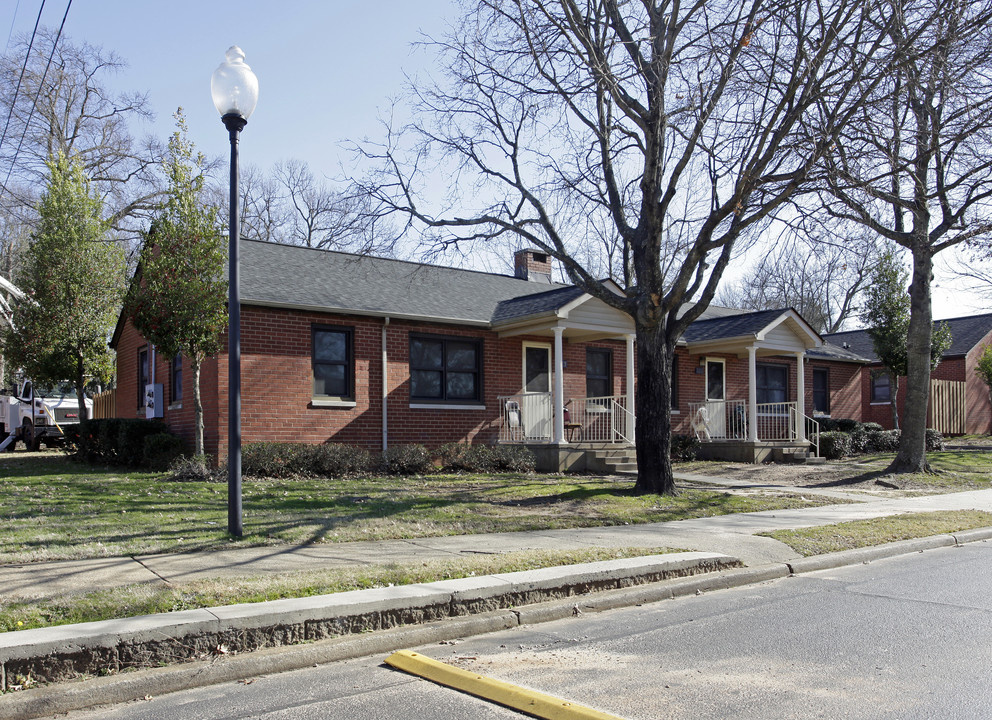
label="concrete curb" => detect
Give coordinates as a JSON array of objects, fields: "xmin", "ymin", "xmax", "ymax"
[
  {"xmin": 3, "ymin": 530, "xmax": 991, "ymax": 720},
  {"xmin": 0, "ymin": 553, "xmax": 738, "ymax": 699}
]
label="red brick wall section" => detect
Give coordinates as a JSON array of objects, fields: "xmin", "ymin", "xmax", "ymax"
[
  {"xmin": 121, "ymin": 305, "xmax": 635, "ymax": 458},
  {"xmin": 805, "ymin": 362, "xmax": 863, "ymax": 422},
  {"xmin": 858, "ymin": 356, "xmax": 983, "ymax": 433}
]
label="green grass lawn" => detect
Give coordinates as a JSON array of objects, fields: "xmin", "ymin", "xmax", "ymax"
[{"xmin": 0, "ymin": 453, "xmax": 838, "ymax": 564}]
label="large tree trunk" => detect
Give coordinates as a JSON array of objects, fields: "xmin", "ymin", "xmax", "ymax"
[
  {"xmin": 75, "ymin": 354, "xmax": 87, "ymax": 420},
  {"xmin": 633, "ymin": 323, "xmax": 676, "ymax": 495},
  {"xmin": 888, "ymin": 248, "xmax": 933, "ymax": 473},
  {"xmin": 191, "ymin": 358, "xmax": 204, "ymax": 457},
  {"xmin": 890, "ymin": 375, "xmax": 900, "ymax": 430}
]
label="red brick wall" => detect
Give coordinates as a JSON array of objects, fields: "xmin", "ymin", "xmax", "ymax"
[
  {"xmin": 858, "ymin": 356, "xmax": 987, "ymax": 433},
  {"xmin": 116, "ymin": 306, "xmax": 632, "ymax": 458},
  {"xmin": 805, "ymin": 362, "xmax": 862, "ymax": 421}
]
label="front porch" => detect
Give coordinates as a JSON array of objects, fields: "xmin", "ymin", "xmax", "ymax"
[{"xmin": 498, "ymin": 393, "xmax": 820, "ymax": 470}]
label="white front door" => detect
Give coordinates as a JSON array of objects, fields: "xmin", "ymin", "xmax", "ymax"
[
  {"xmin": 522, "ymin": 343, "xmax": 552, "ymax": 440},
  {"xmin": 705, "ymin": 358, "xmax": 727, "ymax": 438}
]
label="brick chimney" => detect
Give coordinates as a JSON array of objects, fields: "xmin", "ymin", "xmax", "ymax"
[{"xmin": 514, "ymin": 248, "xmax": 553, "ymax": 283}]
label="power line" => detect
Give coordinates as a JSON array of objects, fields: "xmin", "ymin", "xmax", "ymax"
[
  {"xmin": 2, "ymin": 0, "xmax": 72, "ymax": 195},
  {"xmin": 0, "ymin": 0, "xmax": 45, "ymax": 161},
  {"xmin": 4, "ymin": 0, "xmax": 23, "ymax": 54}
]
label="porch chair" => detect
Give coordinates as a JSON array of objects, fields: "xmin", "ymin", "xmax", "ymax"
[
  {"xmin": 691, "ymin": 405, "xmax": 712, "ymax": 442},
  {"xmin": 563, "ymin": 402, "xmax": 583, "ymax": 442}
]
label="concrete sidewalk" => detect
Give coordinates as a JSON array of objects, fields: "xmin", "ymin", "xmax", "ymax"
[{"xmin": 5, "ymin": 485, "xmax": 992, "ymax": 601}]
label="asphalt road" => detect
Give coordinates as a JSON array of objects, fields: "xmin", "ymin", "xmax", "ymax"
[{"xmin": 63, "ymin": 542, "xmax": 992, "ymax": 719}]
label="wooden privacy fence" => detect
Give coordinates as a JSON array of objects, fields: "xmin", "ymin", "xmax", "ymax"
[
  {"xmin": 91, "ymin": 389, "xmax": 116, "ymax": 419},
  {"xmin": 928, "ymin": 379, "xmax": 966, "ymax": 435}
]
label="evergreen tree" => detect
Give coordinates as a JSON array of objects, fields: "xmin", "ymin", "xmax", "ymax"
[
  {"xmin": 127, "ymin": 110, "xmax": 227, "ymax": 457},
  {"xmin": 2, "ymin": 153, "xmax": 126, "ymax": 413},
  {"xmin": 861, "ymin": 250, "xmax": 951, "ymax": 434}
]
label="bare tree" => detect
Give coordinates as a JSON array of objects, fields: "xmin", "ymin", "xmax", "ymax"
[
  {"xmin": 718, "ymin": 229, "xmax": 881, "ymax": 333},
  {"xmin": 818, "ymin": 0, "xmax": 992, "ymax": 473},
  {"xmin": 358, "ymin": 0, "xmax": 898, "ymax": 494},
  {"xmin": 0, "ymin": 29, "xmax": 164, "ymax": 240}
]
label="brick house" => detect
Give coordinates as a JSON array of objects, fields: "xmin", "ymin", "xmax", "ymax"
[
  {"xmin": 822, "ymin": 315, "xmax": 992, "ymax": 435},
  {"xmin": 110, "ymin": 240, "xmax": 891, "ymax": 467}
]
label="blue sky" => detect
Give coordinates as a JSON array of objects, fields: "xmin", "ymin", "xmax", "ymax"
[
  {"xmin": 2, "ymin": 1, "xmax": 987, "ymax": 320},
  {"xmin": 2, "ymin": 0, "xmax": 456, "ymax": 176}
]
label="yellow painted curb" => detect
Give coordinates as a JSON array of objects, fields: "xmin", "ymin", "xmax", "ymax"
[{"xmin": 385, "ymin": 649, "xmax": 626, "ymax": 720}]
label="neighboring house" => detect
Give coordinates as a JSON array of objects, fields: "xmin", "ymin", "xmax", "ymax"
[
  {"xmin": 822, "ymin": 315, "xmax": 992, "ymax": 436},
  {"xmin": 114, "ymin": 240, "xmax": 943, "ymax": 469}
]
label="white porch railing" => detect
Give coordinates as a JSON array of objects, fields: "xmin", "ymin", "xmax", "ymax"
[
  {"xmin": 567, "ymin": 395, "xmax": 634, "ymax": 444},
  {"xmin": 498, "ymin": 393, "xmax": 633, "ymax": 444},
  {"xmin": 688, "ymin": 400, "xmax": 818, "ymax": 442}
]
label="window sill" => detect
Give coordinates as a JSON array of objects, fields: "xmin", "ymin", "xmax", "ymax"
[
  {"xmin": 409, "ymin": 403, "xmax": 486, "ymax": 411},
  {"xmin": 310, "ymin": 398, "xmax": 357, "ymax": 409},
  {"xmin": 671, "ymin": 410, "xmax": 681, "ymax": 415},
  {"xmin": 168, "ymin": 403, "xmax": 182, "ymax": 411},
  {"xmin": 869, "ymin": 401, "xmax": 892, "ymax": 406}
]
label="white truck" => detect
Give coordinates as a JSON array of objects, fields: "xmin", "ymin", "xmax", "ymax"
[{"xmin": 0, "ymin": 380, "xmax": 91, "ymax": 451}]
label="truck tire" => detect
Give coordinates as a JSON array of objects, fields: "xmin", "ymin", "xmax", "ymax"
[
  {"xmin": 22, "ymin": 419, "xmax": 40, "ymax": 452},
  {"xmin": 0, "ymin": 423, "xmax": 8, "ymax": 452}
]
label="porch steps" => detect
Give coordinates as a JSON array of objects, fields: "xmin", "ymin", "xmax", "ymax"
[{"xmin": 585, "ymin": 446, "xmax": 637, "ymax": 475}]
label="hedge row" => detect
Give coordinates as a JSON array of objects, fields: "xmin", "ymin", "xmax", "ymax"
[
  {"xmin": 238, "ymin": 441, "xmax": 538, "ymax": 478},
  {"xmin": 67, "ymin": 419, "xmax": 185, "ymax": 469},
  {"xmin": 818, "ymin": 424, "xmax": 946, "ymax": 460}
]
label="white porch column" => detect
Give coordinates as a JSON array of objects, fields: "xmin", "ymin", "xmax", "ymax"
[
  {"xmin": 795, "ymin": 351, "xmax": 806, "ymax": 442},
  {"xmin": 626, "ymin": 334, "xmax": 636, "ymax": 443},
  {"xmin": 747, "ymin": 345, "xmax": 758, "ymax": 443},
  {"xmin": 553, "ymin": 327, "xmax": 565, "ymax": 445}
]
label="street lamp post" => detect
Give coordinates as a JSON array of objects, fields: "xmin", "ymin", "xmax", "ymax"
[{"xmin": 211, "ymin": 46, "xmax": 258, "ymax": 538}]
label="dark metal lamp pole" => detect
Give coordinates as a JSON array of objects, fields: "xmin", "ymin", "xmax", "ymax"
[{"xmin": 212, "ymin": 47, "xmax": 258, "ymax": 539}]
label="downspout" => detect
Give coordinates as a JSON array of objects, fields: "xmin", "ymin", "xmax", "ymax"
[{"xmin": 382, "ymin": 317, "xmax": 390, "ymax": 452}]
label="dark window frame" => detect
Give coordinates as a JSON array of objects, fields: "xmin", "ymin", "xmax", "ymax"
[
  {"xmin": 170, "ymin": 355, "xmax": 183, "ymax": 406},
  {"xmin": 585, "ymin": 347, "xmax": 613, "ymax": 399},
  {"xmin": 870, "ymin": 371, "xmax": 892, "ymax": 403},
  {"xmin": 755, "ymin": 362, "xmax": 789, "ymax": 405},
  {"xmin": 812, "ymin": 366, "xmax": 829, "ymax": 415},
  {"xmin": 312, "ymin": 324, "xmax": 355, "ymax": 400},
  {"xmin": 409, "ymin": 333, "xmax": 483, "ymax": 403},
  {"xmin": 137, "ymin": 347, "xmax": 149, "ymax": 408}
]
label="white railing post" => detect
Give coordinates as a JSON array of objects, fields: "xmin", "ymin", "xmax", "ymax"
[
  {"xmin": 747, "ymin": 346, "xmax": 758, "ymax": 443},
  {"xmin": 795, "ymin": 351, "xmax": 806, "ymax": 442},
  {"xmin": 626, "ymin": 334, "xmax": 635, "ymax": 444},
  {"xmin": 553, "ymin": 327, "xmax": 565, "ymax": 445}
]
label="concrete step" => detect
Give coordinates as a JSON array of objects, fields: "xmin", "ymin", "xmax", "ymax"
[{"xmin": 606, "ymin": 462, "xmax": 638, "ymax": 473}]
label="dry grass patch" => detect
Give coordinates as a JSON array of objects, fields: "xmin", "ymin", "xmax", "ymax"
[{"xmin": 761, "ymin": 510, "xmax": 992, "ymax": 556}]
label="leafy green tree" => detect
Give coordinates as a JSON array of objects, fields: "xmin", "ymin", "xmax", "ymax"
[
  {"xmin": 2, "ymin": 152, "xmax": 126, "ymax": 411},
  {"xmin": 861, "ymin": 250, "xmax": 951, "ymax": 435},
  {"xmin": 127, "ymin": 110, "xmax": 227, "ymax": 456},
  {"xmin": 977, "ymin": 344, "xmax": 992, "ymax": 406}
]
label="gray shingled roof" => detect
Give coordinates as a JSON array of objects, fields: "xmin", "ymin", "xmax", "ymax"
[
  {"xmin": 491, "ymin": 285, "xmax": 587, "ymax": 324},
  {"xmin": 805, "ymin": 341, "xmax": 871, "ymax": 363},
  {"xmin": 682, "ymin": 308, "xmax": 790, "ymax": 343},
  {"xmin": 823, "ymin": 312, "xmax": 992, "ymax": 362},
  {"xmin": 238, "ymin": 239, "xmax": 566, "ymax": 325}
]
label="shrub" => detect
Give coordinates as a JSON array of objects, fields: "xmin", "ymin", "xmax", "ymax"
[
  {"xmin": 816, "ymin": 417, "xmax": 840, "ymax": 432},
  {"xmin": 925, "ymin": 428, "xmax": 946, "ymax": 452},
  {"xmin": 670, "ymin": 434, "xmax": 700, "ymax": 462},
  {"xmin": 73, "ymin": 418, "xmax": 169, "ymax": 465},
  {"xmin": 819, "ymin": 431, "xmax": 852, "ymax": 459},
  {"xmin": 488, "ymin": 444, "xmax": 536, "ymax": 472},
  {"xmin": 167, "ymin": 454, "xmax": 219, "ymax": 482},
  {"xmin": 381, "ymin": 444, "xmax": 433, "ymax": 475},
  {"xmin": 848, "ymin": 429, "xmax": 869, "ymax": 454},
  {"xmin": 861, "ymin": 422, "xmax": 884, "ymax": 432},
  {"xmin": 835, "ymin": 418, "xmax": 861, "ymax": 433},
  {"xmin": 311, "ymin": 443, "xmax": 375, "ymax": 477},
  {"xmin": 241, "ymin": 442, "xmax": 311, "ymax": 478},
  {"xmin": 865, "ymin": 429, "xmax": 901, "ymax": 453},
  {"xmin": 142, "ymin": 433, "xmax": 185, "ymax": 470}
]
